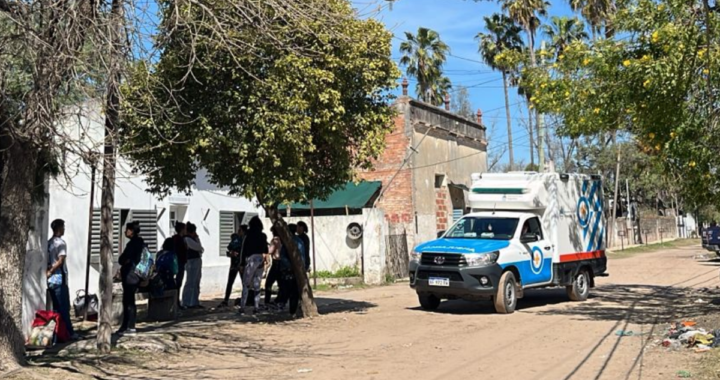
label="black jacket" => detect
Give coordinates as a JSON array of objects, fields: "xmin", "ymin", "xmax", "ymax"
[
  {"xmin": 299, "ymin": 233, "xmax": 311, "ymax": 271},
  {"xmin": 119, "ymin": 235, "xmax": 145, "ymax": 280},
  {"xmin": 241, "ymin": 231, "xmax": 268, "ymax": 265}
]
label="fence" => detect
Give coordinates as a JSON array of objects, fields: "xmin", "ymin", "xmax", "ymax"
[{"xmin": 608, "ymin": 216, "xmax": 680, "ymax": 249}]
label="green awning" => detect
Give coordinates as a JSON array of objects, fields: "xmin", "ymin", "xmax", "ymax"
[{"xmin": 280, "ymin": 181, "xmax": 381, "ymax": 211}]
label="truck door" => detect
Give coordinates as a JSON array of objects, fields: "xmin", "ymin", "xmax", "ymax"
[{"xmin": 520, "ymin": 217, "xmax": 553, "ymax": 285}]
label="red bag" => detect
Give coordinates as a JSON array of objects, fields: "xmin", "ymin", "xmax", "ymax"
[{"xmin": 32, "ymin": 310, "xmax": 70, "ymax": 343}]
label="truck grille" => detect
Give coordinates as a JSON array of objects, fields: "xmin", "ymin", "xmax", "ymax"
[
  {"xmin": 421, "ymin": 252, "xmax": 467, "ymax": 267},
  {"xmin": 416, "ymin": 270, "xmax": 463, "ymax": 282}
]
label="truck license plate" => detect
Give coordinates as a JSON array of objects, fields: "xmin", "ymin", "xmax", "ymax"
[{"xmin": 429, "ymin": 277, "xmax": 450, "ymax": 287}]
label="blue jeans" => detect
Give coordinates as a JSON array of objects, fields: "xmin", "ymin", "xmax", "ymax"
[
  {"xmin": 49, "ymin": 283, "xmax": 74, "ymax": 337},
  {"xmin": 182, "ymin": 258, "xmax": 202, "ymax": 307}
]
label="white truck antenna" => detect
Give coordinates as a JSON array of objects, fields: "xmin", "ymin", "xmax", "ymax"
[{"xmin": 492, "ymin": 203, "xmax": 497, "ymax": 215}]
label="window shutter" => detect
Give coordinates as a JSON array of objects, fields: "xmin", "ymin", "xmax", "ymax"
[
  {"xmin": 452, "ymin": 209, "xmax": 464, "ymax": 223},
  {"xmin": 90, "ymin": 209, "xmax": 120, "ymax": 264},
  {"xmin": 219, "ymin": 211, "xmax": 235, "ymax": 256},
  {"xmin": 130, "ymin": 209, "xmax": 158, "ymax": 253}
]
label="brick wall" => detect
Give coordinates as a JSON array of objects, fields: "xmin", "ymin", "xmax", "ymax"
[
  {"xmin": 358, "ymin": 110, "xmax": 414, "ymax": 227},
  {"xmin": 435, "ymin": 188, "xmax": 451, "ymax": 231}
]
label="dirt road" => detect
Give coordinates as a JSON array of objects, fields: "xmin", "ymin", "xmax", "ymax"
[{"xmin": 19, "ymin": 243, "xmax": 720, "ymax": 380}]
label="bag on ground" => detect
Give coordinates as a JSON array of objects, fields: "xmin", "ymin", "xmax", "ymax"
[
  {"xmin": 73, "ymin": 290, "xmax": 99, "ymax": 319},
  {"xmin": 31, "ymin": 310, "xmax": 70, "ymax": 343}
]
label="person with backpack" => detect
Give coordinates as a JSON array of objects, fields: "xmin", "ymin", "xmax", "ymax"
[
  {"xmin": 239, "ymin": 217, "xmax": 269, "ymax": 315},
  {"xmin": 182, "ymin": 222, "xmax": 205, "ymax": 309},
  {"xmin": 155, "ymin": 237, "xmax": 178, "ymax": 293},
  {"xmin": 46, "ymin": 219, "xmax": 79, "ymax": 341},
  {"xmin": 117, "ymin": 222, "xmax": 145, "ymax": 336},
  {"xmin": 276, "ymin": 224, "xmax": 305, "ymax": 315},
  {"xmin": 219, "ymin": 225, "xmax": 248, "ymax": 308}
]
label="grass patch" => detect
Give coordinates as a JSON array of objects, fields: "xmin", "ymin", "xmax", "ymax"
[
  {"xmin": 608, "ymin": 238, "xmax": 700, "ymax": 259},
  {"xmin": 314, "ymin": 266, "xmax": 361, "ymax": 279}
]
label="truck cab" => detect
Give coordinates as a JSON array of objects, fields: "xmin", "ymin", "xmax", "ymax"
[{"xmin": 409, "ymin": 172, "xmax": 608, "ymax": 313}]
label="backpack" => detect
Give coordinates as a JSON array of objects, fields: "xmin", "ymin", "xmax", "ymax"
[
  {"xmin": 156, "ymin": 250, "xmax": 178, "ymax": 275},
  {"xmin": 134, "ymin": 246, "xmax": 154, "ymax": 281}
]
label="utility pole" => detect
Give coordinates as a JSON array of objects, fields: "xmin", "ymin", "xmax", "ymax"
[{"xmin": 537, "ymin": 41, "xmax": 546, "ymax": 171}]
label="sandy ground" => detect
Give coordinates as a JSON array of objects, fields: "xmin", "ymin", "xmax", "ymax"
[{"xmin": 14, "ymin": 242, "xmax": 720, "ymax": 380}]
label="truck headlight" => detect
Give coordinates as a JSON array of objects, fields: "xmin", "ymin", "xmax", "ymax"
[
  {"xmin": 464, "ymin": 251, "xmax": 500, "ymax": 267},
  {"xmin": 410, "ymin": 250, "xmax": 422, "ymax": 263}
]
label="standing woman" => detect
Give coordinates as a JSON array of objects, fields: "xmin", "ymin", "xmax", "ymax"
[
  {"xmin": 182, "ymin": 222, "xmax": 205, "ymax": 309},
  {"xmin": 117, "ymin": 222, "xmax": 145, "ymax": 336},
  {"xmin": 239, "ymin": 216, "xmax": 269, "ymax": 315},
  {"xmin": 264, "ymin": 227, "xmax": 283, "ymax": 307}
]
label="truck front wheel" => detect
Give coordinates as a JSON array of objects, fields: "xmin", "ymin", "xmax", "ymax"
[
  {"xmin": 494, "ymin": 271, "xmax": 518, "ymax": 314},
  {"xmin": 566, "ymin": 269, "xmax": 590, "ymax": 301},
  {"xmin": 418, "ymin": 294, "xmax": 441, "ymax": 311}
]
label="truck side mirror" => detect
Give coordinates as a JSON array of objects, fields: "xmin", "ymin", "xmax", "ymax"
[
  {"xmin": 437, "ymin": 230, "xmax": 446, "ymax": 238},
  {"xmin": 520, "ymin": 233, "xmax": 538, "ymax": 244}
]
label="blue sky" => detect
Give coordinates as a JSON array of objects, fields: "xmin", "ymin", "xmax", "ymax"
[{"xmin": 355, "ymin": 0, "xmax": 575, "ymax": 166}]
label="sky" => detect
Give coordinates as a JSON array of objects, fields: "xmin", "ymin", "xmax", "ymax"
[{"xmin": 354, "ymin": 0, "xmax": 575, "ymax": 167}]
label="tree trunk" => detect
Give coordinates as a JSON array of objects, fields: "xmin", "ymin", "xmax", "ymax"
[
  {"xmin": 611, "ymin": 130, "xmax": 622, "ymax": 249},
  {"xmin": 97, "ymin": 0, "xmax": 124, "ymax": 353},
  {"xmin": 0, "ymin": 141, "xmax": 38, "ymax": 372},
  {"xmin": 502, "ymin": 72, "xmax": 514, "ymax": 169},
  {"xmin": 266, "ymin": 206, "xmax": 319, "ymax": 318}
]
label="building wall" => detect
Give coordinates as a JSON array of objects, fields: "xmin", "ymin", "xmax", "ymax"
[
  {"xmin": 260, "ymin": 213, "xmax": 375, "ymax": 273},
  {"xmin": 359, "ymin": 97, "xmax": 487, "ymax": 253}
]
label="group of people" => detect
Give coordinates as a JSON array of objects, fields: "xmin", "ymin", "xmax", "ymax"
[
  {"xmin": 220, "ymin": 217, "xmax": 312, "ymax": 316},
  {"xmin": 45, "ymin": 215, "xmax": 311, "ymax": 341}
]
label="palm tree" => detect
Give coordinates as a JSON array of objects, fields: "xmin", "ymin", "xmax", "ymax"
[
  {"xmin": 477, "ymin": 14, "xmax": 523, "ymax": 168},
  {"xmin": 399, "ymin": 27, "xmax": 451, "ymax": 106},
  {"xmin": 543, "ymin": 16, "xmax": 589, "ymax": 57},
  {"xmin": 502, "ymin": 0, "xmax": 549, "ymax": 168},
  {"xmin": 502, "ymin": 0, "xmax": 550, "ymax": 66},
  {"xmin": 569, "ymin": 0, "xmax": 616, "ymax": 39}
]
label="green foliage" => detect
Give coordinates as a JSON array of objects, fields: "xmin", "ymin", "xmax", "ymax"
[
  {"xmin": 314, "ymin": 266, "xmax": 361, "ymax": 278},
  {"xmin": 399, "ymin": 27, "xmax": 451, "ymax": 105},
  {"xmin": 525, "ymin": 0, "xmax": 720, "ymax": 208},
  {"xmin": 477, "ymin": 14, "xmax": 524, "ymax": 73},
  {"xmin": 120, "ymin": 0, "xmax": 400, "ymax": 206}
]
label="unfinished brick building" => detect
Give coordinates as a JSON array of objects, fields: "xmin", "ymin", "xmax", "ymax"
[{"xmin": 360, "ymin": 79, "xmax": 488, "ymax": 256}]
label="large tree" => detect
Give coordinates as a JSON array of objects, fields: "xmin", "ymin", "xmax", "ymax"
[
  {"xmin": 399, "ymin": 27, "xmax": 451, "ymax": 105},
  {"xmin": 121, "ymin": 0, "xmax": 399, "ymax": 318},
  {"xmin": 477, "ymin": 13, "xmax": 523, "ymax": 168},
  {"xmin": 451, "ymin": 85, "xmax": 475, "ymax": 120},
  {"xmin": 525, "ymin": 0, "xmax": 720, "ymax": 210}
]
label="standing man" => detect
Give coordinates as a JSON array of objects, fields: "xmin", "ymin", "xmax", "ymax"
[
  {"xmin": 297, "ymin": 221, "xmax": 311, "ymax": 273},
  {"xmin": 47, "ymin": 219, "xmax": 78, "ymax": 340},
  {"xmin": 219, "ymin": 225, "xmax": 248, "ymax": 308}
]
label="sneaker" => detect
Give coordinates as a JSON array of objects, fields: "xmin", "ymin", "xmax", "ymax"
[
  {"xmin": 124, "ymin": 329, "xmax": 137, "ymax": 336},
  {"xmin": 115, "ymin": 329, "xmax": 126, "ymax": 336},
  {"xmin": 218, "ymin": 301, "xmax": 229, "ymax": 308},
  {"xmin": 238, "ymin": 308, "xmax": 245, "ymax": 315}
]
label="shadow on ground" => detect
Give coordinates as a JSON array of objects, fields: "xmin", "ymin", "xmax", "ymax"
[{"xmin": 23, "ymin": 296, "xmax": 376, "ymax": 380}]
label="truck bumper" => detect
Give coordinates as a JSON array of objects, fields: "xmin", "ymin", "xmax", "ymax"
[{"xmin": 408, "ymin": 261, "xmax": 501, "ymax": 300}]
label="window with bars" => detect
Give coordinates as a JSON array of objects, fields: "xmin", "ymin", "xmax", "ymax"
[{"xmin": 90, "ymin": 208, "xmax": 158, "ymax": 264}]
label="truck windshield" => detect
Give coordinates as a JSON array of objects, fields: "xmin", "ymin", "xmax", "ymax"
[{"xmin": 444, "ymin": 217, "xmax": 519, "ymax": 240}]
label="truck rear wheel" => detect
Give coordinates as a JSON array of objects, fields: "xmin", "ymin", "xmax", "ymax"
[
  {"xmin": 494, "ymin": 271, "xmax": 517, "ymax": 314},
  {"xmin": 566, "ymin": 269, "xmax": 590, "ymax": 301},
  {"xmin": 418, "ymin": 294, "xmax": 441, "ymax": 311}
]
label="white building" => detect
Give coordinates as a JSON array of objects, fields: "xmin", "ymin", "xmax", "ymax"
[{"xmin": 23, "ymin": 101, "xmax": 260, "ymax": 334}]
